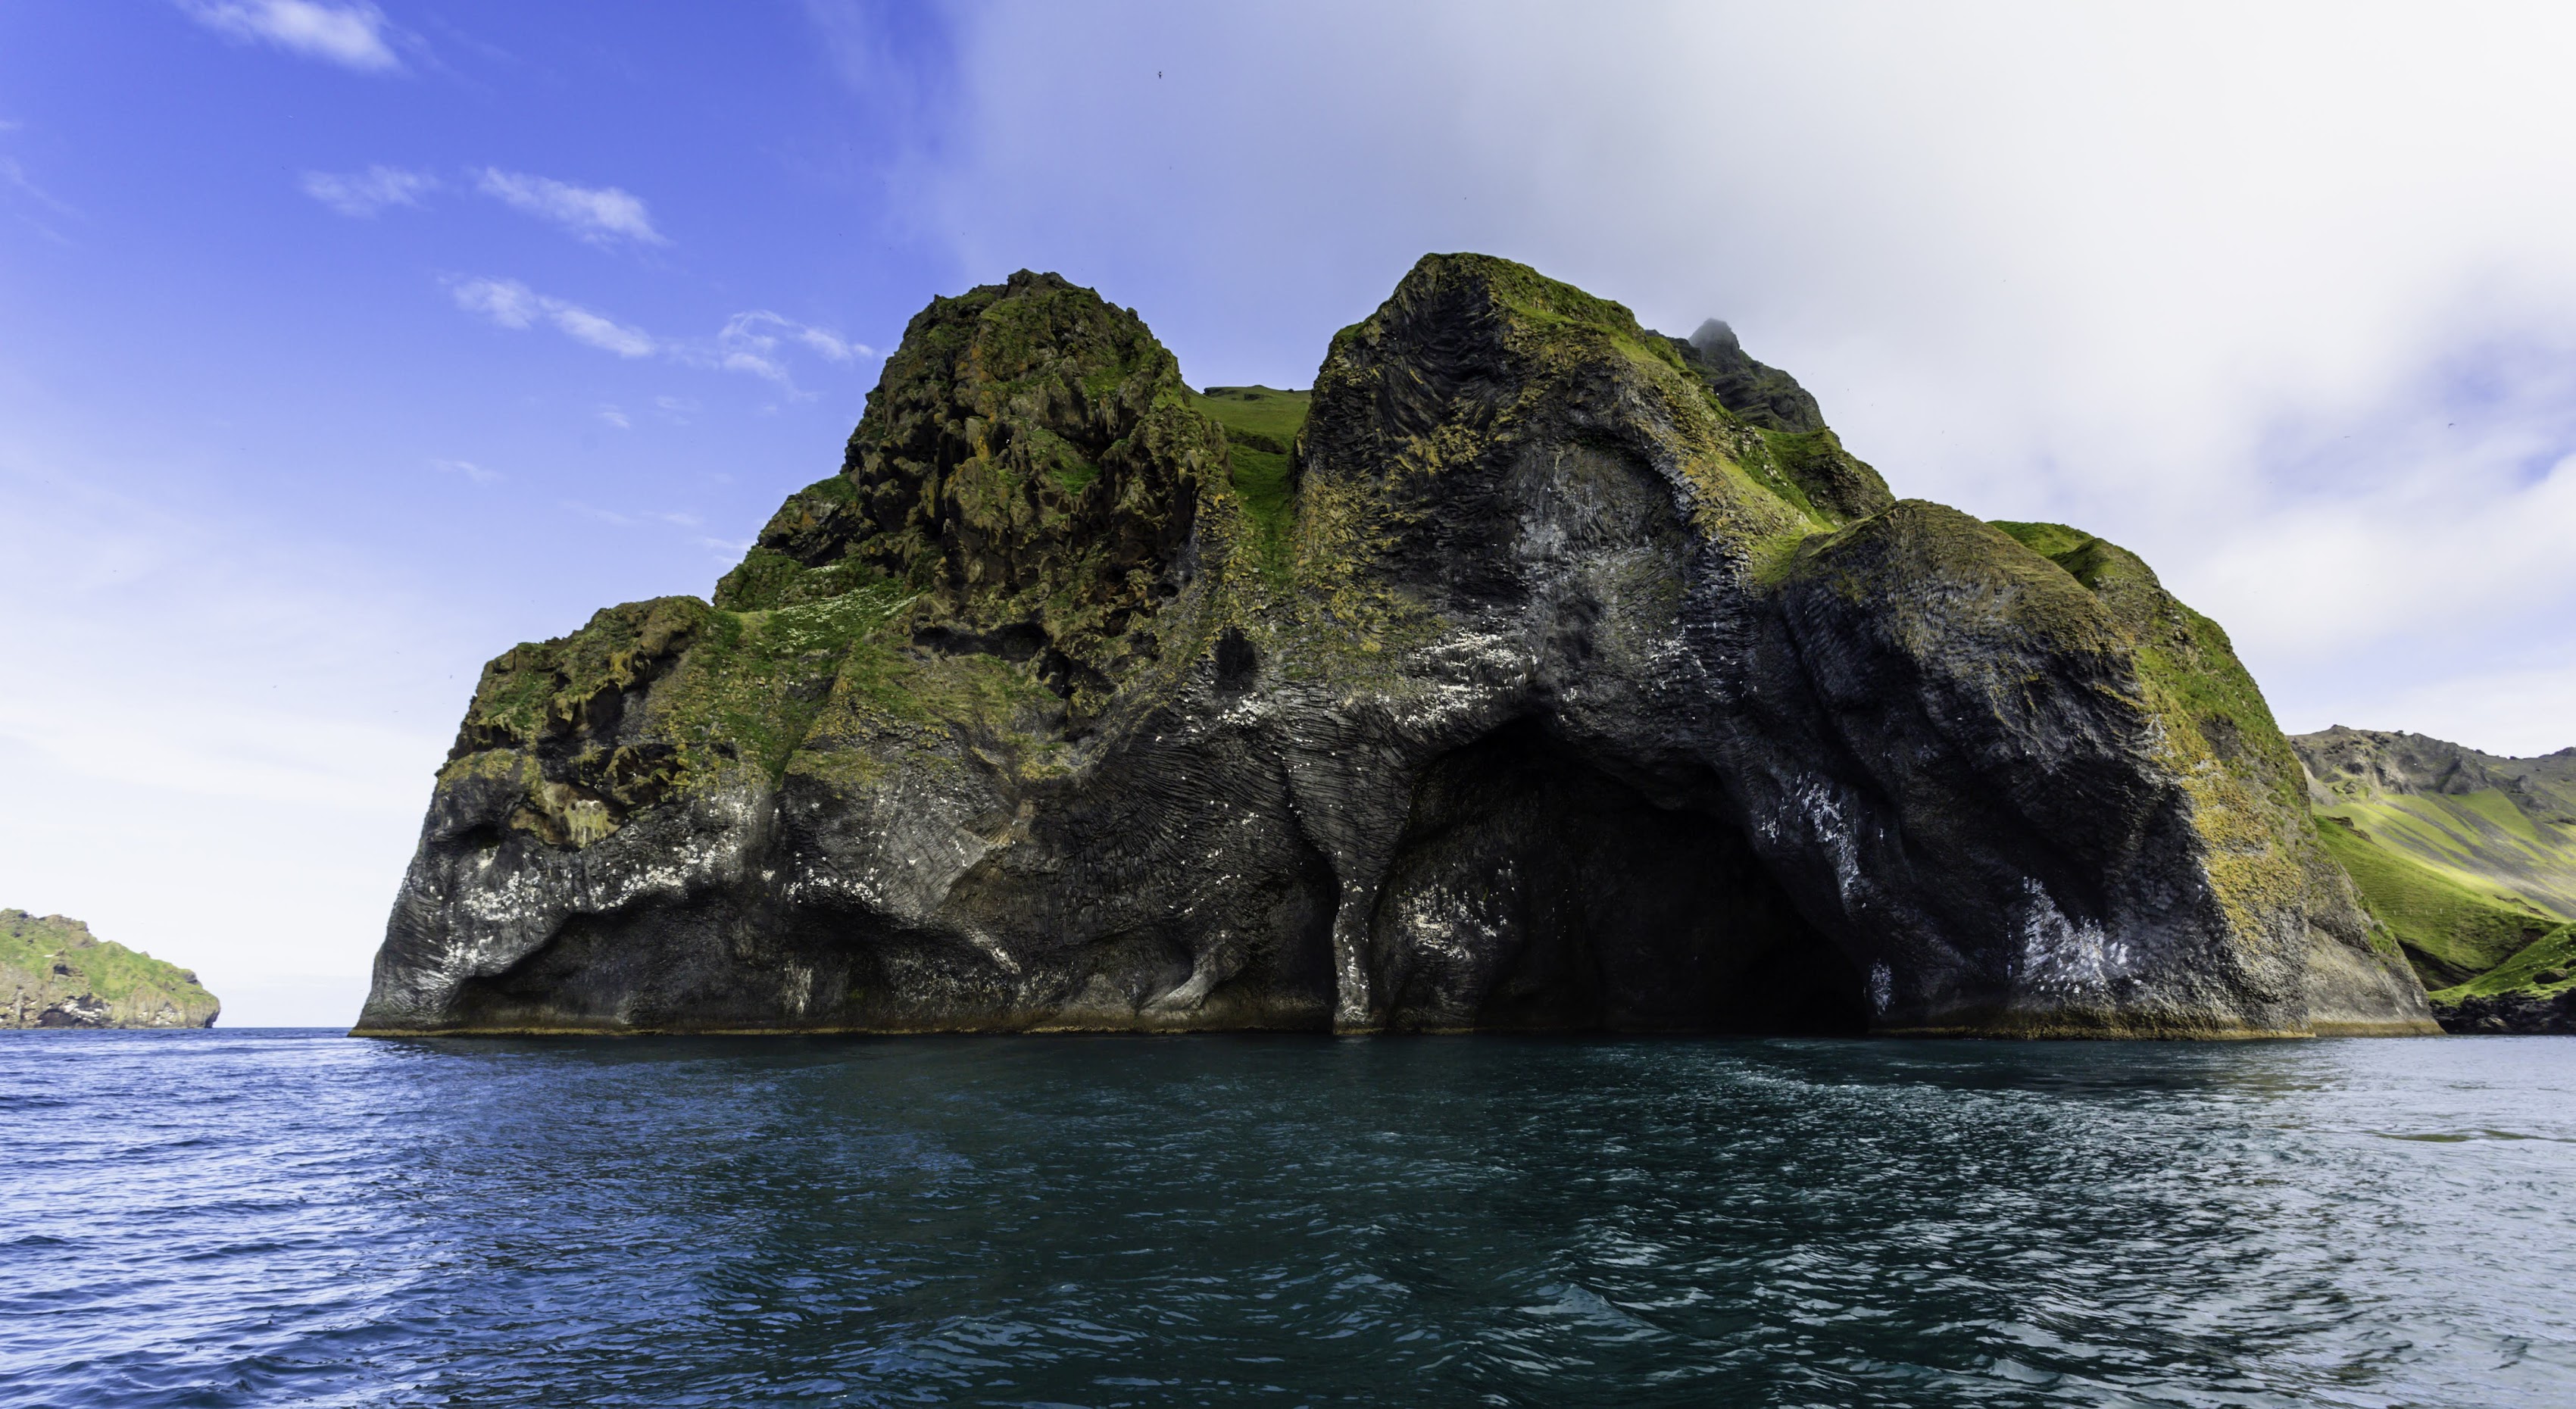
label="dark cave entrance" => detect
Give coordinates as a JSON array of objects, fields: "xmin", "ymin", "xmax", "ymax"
[{"xmin": 1366, "ymin": 720, "xmax": 1868, "ymax": 1034}]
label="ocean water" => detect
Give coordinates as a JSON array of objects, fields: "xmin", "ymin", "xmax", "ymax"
[{"xmin": 4, "ymin": 1032, "xmax": 2572, "ymax": 1407}]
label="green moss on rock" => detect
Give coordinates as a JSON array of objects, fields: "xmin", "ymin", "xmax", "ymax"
[{"xmin": 1988, "ymin": 518, "xmax": 2395, "ymax": 973}]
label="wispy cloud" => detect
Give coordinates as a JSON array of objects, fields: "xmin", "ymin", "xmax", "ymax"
[
  {"xmin": 301, "ymin": 165, "xmax": 437, "ymax": 217},
  {"xmin": 177, "ymin": 1, "xmax": 403, "ymax": 73},
  {"xmin": 444, "ymin": 276, "xmax": 870, "ymax": 390},
  {"xmin": 475, "ymin": 168, "xmax": 664, "ymax": 246},
  {"xmin": 564, "ymin": 501, "xmax": 701, "ymax": 530},
  {"xmin": 701, "ymin": 311, "xmax": 873, "ymax": 388},
  {"xmin": 596, "ymin": 405, "xmax": 632, "ymax": 429},
  {"xmin": 448, "ymin": 276, "xmax": 657, "ymax": 358},
  {"xmin": 0, "ymin": 120, "xmax": 74, "ymax": 217},
  {"xmin": 429, "ymin": 457, "xmax": 500, "ymax": 484},
  {"xmin": 1, "ymin": 145, "xmax": 79, "ymax": 245},
  {"xmin": 545, "ymin": 302, "xmax": 658, "ymax": 358}
]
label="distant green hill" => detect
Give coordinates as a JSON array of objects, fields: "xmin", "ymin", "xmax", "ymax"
[
  {"xmin": 2, "ymin": 910, "xmax": 220, "ymax": 1028},
  {"xmin": 2294, "ymin": 727, "xmax": 2576, "ymax": 1032}
]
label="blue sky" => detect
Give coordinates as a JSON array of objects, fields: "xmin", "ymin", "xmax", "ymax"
[{"xmin": 6, "ymin": 2, "xmax": 2574, "ymax": 1023}]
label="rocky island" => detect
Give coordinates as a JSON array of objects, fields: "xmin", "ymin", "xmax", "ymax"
[
  {"xmin": 357, "ymin": 255, "xmax": 2441, "ymax": 1038},
  {"xmin": 4, "ymin": 910, "xmax": 220, "ymax": 1028}
]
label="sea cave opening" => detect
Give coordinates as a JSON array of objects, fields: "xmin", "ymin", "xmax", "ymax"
[{"xmin": 1365, "ymin": 719, "xmax": 1868, "ymax": 1034}]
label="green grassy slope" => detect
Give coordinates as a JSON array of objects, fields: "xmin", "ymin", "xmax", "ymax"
[
  {"xmin": 2312, "ymin": 818, "xmax": 2559, "ymax": 987},
  {"xmin": 2430, "ymin": 922, "xmax": 2576, "ymax": 1005},
  {"xmin": 2312, "ymin": 792, "xmax": 2576, "ymax": 920},
  {"xmin": 1187, "ymin": 386, "xmax": 1311, "ymax": 576}
]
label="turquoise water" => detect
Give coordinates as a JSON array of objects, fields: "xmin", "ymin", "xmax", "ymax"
[{"xmin": 3, "ymin": 1031, "xmax": 2571, "ymax": 1407}]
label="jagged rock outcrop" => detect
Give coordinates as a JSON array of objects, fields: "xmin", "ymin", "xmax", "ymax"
[
  {"xmin": 357, "ymin": 256, "xmax": 2436, "ymax": 1037},
  {"xmin": 2294, "ymin": 726, "xmax": 2576, "ymax": 1032},
  {"xmin": 3, "ymin": 910, "xmax": 220, "ymax": 1028}
]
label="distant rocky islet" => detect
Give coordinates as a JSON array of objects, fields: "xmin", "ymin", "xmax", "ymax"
[{"xmin": 2, "ymin": 910, "xmax": 220, "ymax": 1029}]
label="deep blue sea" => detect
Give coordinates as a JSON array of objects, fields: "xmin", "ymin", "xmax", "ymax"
[{"xmin": 4, "ymin": 1031, "xmax": 2572, "ymax": 1407}]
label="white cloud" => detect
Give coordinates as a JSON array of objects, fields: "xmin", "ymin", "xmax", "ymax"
[
  {"xmin": 177, "ymin": 0, "xmax": 402, "ymax": 73},
  {"xmin": 565, "ymin": 501, "xmax": 701, "ymax": 530},
  {"xmin": 476, "ymin": 167, "xmax": 664, "ymax": 246},
  {"xmin": 0, "ymin": 131, "xmax": 77, "ymax": 217},
  {"xmin": 445, "ymin": 276, "xmax": 871, "ymax": 387},
  {"xmin": 1, "ymin": 151, "xmax": 76, "ymax": 245},
  {"xmin": 301, "ymin": 164, "xmax": 436, "ymax": 217},
  {"xmin": 597, "ymin": 405, "xmax": 632, "ymax": 429},
  {"xmin": 429, "ymin": 457, "xmax": 500, "ymax": 484},
  {"xmin": 704, "ymin": 311, "xmax": 872, "ymax": 389},
  {"xmin": 448, "ymin": 276, "xmax": 656, "ymax": 358},
  {"xmin": 448, "ymin": 275, "xmax": 539, "ymax": 328},
  {"xmin": 547, "ymin": 303, "xmax": 658, "ymax": 358}
]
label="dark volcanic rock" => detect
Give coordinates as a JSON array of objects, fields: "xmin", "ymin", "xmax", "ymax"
[
  {"xmin": 358, "ymin": 255, "xmax": 2436, "ymax": 1037},
  {"xmin": 2437, "ymin": 989, "xmax": 2576, "ymax": 1035}
]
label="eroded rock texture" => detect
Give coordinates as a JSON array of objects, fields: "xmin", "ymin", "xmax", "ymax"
[{"xmin": 359, "ymin": 257, "xmax": 2436, "ymax": 1036}]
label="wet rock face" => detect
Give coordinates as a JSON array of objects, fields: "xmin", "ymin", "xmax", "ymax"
[{"xmin": 359, "ymin": 255, "xmax": 2436, "ymax": 1037}]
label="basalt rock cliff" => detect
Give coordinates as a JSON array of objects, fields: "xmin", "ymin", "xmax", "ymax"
[
  {"xmin": 2295, "ymin": 726, "xmax": 2576, "ymax": 1033},
  {"xmin": 358, "ymin": 257, "xmax": 2436, "ymax": 1037},
  {"xmin": 4, "ymin": 910, "xmax": 220, "ymax": 1029}
]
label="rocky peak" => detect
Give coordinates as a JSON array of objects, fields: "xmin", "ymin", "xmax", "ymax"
[
  {"xmin": 2296, "ymin": 725, "xmax": 2576, "ymax": 820},
  {"xmin": 1675, "ymin": 317, "xmax": 1826, "ymax": 434},
  {"xmin": 716, "ymin": 269, "xmax": 1229, "ymax": 704}
]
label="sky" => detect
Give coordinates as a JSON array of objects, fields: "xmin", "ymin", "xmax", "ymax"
[{"xmin": 4, "ymin": 2, "xmax": 2573, "ymax": 1024}]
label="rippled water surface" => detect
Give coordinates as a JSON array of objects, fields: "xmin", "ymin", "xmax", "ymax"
[{"xmin": 5, "ymin": 1031, "xmax": 2574, "ymax": 1407}]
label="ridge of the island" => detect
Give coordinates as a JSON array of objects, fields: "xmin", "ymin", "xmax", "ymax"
[
  {"xmin": 4, "ymin": 911, "xmax": 221, "ymax": 1029},
  {"xmin": 2292, "ymin": 726, "xmax": 2576, "ymax": 1033},
  {"xmin": 356, "ymin": 254, "xmax": 2452, "ymax": 1038}
]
